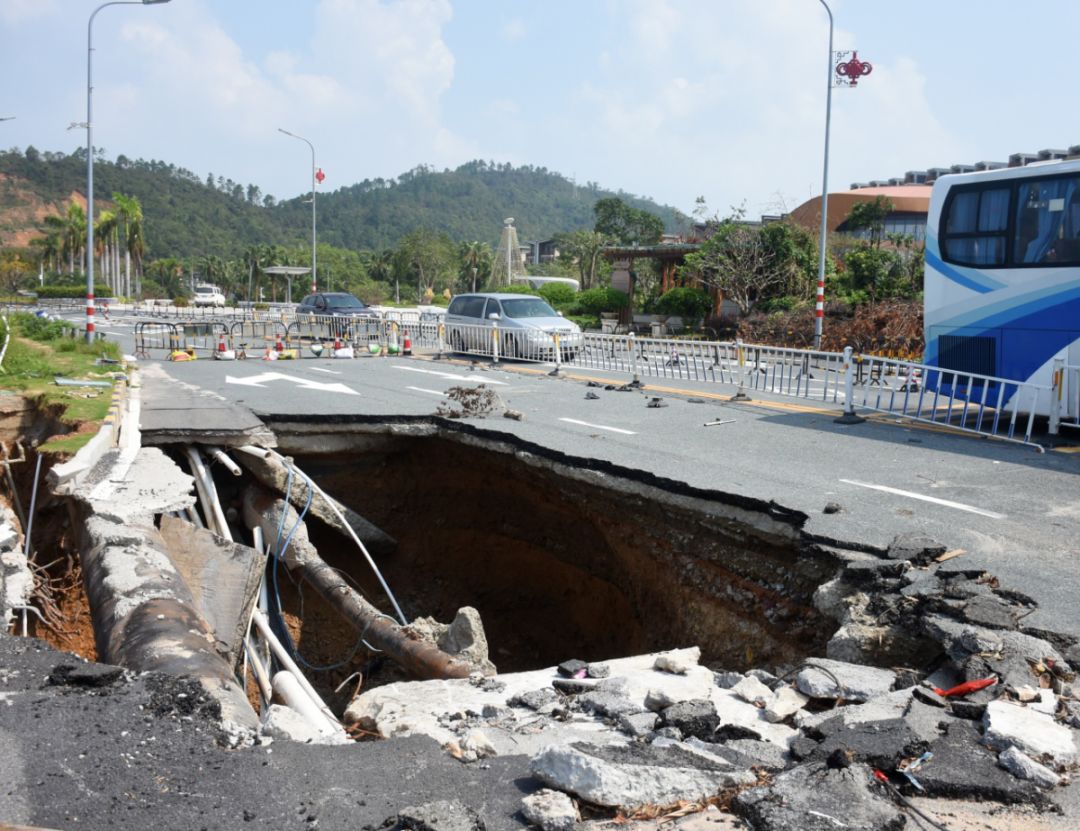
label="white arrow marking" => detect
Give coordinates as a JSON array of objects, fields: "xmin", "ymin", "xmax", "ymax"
[
  {"xmin": 225, "ymin": 371, "xmax": 359, "ymax": 396},
  {"xmin": 406, "ymin": 386, "xmax": 446, "ymax": 396},
  {"xmin": 391, "ymin": 365, "xmax": 507, "ymax": 385}
]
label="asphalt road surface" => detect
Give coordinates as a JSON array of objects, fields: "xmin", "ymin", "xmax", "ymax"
[{"xmin": 62, "ymin": 311, "xmax": 1080, "ymax": 641}]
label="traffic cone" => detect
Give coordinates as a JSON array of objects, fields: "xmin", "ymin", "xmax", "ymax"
[
  {"xmin": 403, "ymin": 329, "xmax": 412, "ymax": 356},
  {"xmin": 214, "ymin": 331, "xmax": 235, "ymax": 361},
  {"xmin": 274, "ymin": 332, "xmax": 284, "ymax": 352}
]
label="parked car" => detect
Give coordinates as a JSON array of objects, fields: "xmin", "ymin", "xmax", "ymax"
[
  {"xmin": 296, "ymin": 292, "xmax": 379, "ymax": 319},
  {"xmin": 445, "ymin": 292, "xmax": 582, "ymax": 360},
  {"xmin": 193, "ymin": 284, "xmax": 226, "ymax": 307}
]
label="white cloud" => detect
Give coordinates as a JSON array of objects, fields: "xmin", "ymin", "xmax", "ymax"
[{"xmin": 501, "ymin": 18, "xmax": 526, "ymax": 42}]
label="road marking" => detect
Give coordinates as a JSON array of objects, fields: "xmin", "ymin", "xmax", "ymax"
[
  {"xmin": 309, "ymin": 367, "xmax": 342, "ymax": 375},
  {"xmin": 559, "ymin": 417, "xmax": 637, "ymax": 436},
  {"xmin": 839, "ymin": 479, "xmax": 1006, "ymax": 519},
  {"xmin": 225, "ymin": 371, "xmax": 359, "ymax": 396},
  {"xmin": 392, "ymin": 364, "xmax": 507, "ymax": 385},
  {"xmin": 406, "ymin": 386, "xmax": 445, "ymax": 396}
]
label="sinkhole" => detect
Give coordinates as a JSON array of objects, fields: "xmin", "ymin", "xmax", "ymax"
[{"xmin": 252, "ymin": 422, "xmax": 848, "ymax": 684}]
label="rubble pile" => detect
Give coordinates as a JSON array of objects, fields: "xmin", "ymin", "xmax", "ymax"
[{"xmin": 345, "ymin": 533, "xmax": 1080, "ymax": 829}]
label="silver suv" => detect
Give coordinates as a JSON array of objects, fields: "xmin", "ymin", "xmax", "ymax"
[{"xmin": 445, "ymin": 293, "xmax": 582, "ymax": 360}]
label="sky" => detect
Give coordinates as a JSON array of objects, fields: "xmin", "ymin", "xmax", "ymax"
[{"xmin": 3, "ymin": 0, "xmax": 1080, "ymax": 220}]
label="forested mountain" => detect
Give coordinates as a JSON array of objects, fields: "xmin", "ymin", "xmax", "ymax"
[{"xmin": 0, "ymin": 147, "xmax": 686, "ymax": 259}]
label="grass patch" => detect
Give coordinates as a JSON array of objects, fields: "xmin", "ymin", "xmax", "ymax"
[
  {"xmin": 0, "ymin": 313, "xmax": 122, "ymax": 430},
  {"xmin": 38, "ymin": 431, "xmax": 95, "ymax": 454}
]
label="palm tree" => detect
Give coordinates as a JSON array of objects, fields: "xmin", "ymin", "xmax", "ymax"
[
  {"xmin": 62, "ymin": 202, "xmax": 87, "ymax": 277},
  {"xmin": 113, "ymin": 193, "xmax": 144, "ymax": 298},
  {"xmin": 95, "ymin": 209, "xmax": 118, "ymax": 294},
  {"xmin": 369, "ymin": 249, "xmax": 395, "ymax": 302},
  {"xmin": 459, "ymin": 241, "xmax": 492, "ymax": 292},
  {"xmin": 37, "ymin": 216, "xmax": 65, "ymax": 274}
]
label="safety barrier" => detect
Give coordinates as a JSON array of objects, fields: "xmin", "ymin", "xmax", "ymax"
[
  {"xmin": 134, "ymin": 321, "xmax": 180, "ymax": 359},
  {"xmin": 850, "ymin": 353, "xmax": 1045, "ymax": 448}
]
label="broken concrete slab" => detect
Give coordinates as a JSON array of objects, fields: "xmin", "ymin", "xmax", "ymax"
[
  {"xmin": 886, "ymin": 533, "xmax": 946, "ymax": 564},
  {"xmin": 520, "ymin": 789, "xmax": 578, "ymax": 831},
  {"xmin": 807, "ymin": 716, "xmax": 924, "ymax": 770},
  {"xmin": 530, "ymin": 742, "xmax": 755, "ymax": 810},
  {"xmin": 660, "ymin": 700, "xmax": 720, "ymax": 741},
  {"xmin": 77, "ymin": 446, "xmax": 196, "ymax": 524},
  {"xmin": 916, "ymin": 719, "xmax": 1046, "ymax": 805},
  {"xmin": 763, "ymin": 686, "xmax": 809, "ymax": 723},
  {"xmin": 159, "ymin": 514, "xmax": 264, "ymax": 666},
  {"xmin": 983, "ymin": 700, "xmax": 1080, "ymax": 766},
  {"xmin": 796, "ymin": 658, "xmax": 897, "ymax": 703},
  {"xmin": 654, "ymin": 647, "xmax": 700, "ymax": 675},
  {"xmin": 406, "ymin": 607, "xmax": 496, "ymax": 676},
  {"xmin": 731, "ymin": 675, "xmax": 774, "ymax": 708},
  {"xmin": 734, "ymin": 762, "xmax": 904, "ymax": 831},
  {"xmin": 999, "ymin": 746, "xmax": 1062, "ymax": 789}
]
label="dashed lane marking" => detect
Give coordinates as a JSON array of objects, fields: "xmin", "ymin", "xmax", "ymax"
[
  {"xmin": 839, "ymin": 478, "xmax": 1006, "ymax": 519},
  {"xmin": 558, "ymin": 417, "xmax": 637, "ymax": 436},
  {"xmin": 392, "ymin": 364, "xmax": 508, "ymax": 385},
  {"xmin": 310, "ymin": 367, "xmax": 342, "ymax": 375}
]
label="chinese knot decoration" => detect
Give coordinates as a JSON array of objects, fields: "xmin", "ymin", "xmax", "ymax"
[
  {"xmin": 315, "ymin": 168, "xmax": 326, "ymax": 185},
  {"xmin": 834, "ymin": 51, "xmax": 873, "ymax": 87}
]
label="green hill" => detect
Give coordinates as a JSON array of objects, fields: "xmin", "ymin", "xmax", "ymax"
[{"xmin": 0, "ymin": 147, "xmax": 687, "ymax": 259}]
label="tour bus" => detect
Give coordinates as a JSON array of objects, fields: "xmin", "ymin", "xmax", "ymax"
[{"xmin": 924, "ymin": 158, "xmax": 1080, "ymax": 418}]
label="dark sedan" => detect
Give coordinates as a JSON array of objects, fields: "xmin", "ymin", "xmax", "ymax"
[{"xmin": 296, "ymin": 292, "xmax": 378, "ymax": 318}]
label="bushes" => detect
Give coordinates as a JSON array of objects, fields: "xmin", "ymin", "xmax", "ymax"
[
  {"xmin": 537, "ymin": 282, "xmax": 577, "ymax": 310},
  {"xmin": 14, "ymin": 313, "xmax": 72, "ymax": 342},
  {"xmin": 574, "ymin": 287, "xmax": 628, "ymax": 316},
  {"xmin": 654, "ymin": 287, "xmax": 711, "ymax": 320},
  {"xmin": 36, "ymin": 284, "xmax": 111, "ymax": 299}
]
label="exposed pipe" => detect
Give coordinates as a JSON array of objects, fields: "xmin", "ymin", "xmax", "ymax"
[
  {"xmin": 184, "ymin": 446, "xmax": 231, "ymax": 540},
  {"xmin": 23, "ymin": 453, "xmax": 43, "ymax": 562},
  {"xmin": 268, "ymin": 449, "xmax": 406, "ymax": 624},
  {"xmin": 235, "ymin": 444, "xmax": 272, "ymax": 461},
  {"xmin": 206, "ymin": 445, "xmax": 242, "ymax": 477},
  {"xmin": 243, "ymin": 636, "xmax": 273, "ymax": 708},
  {"xmin": 271, "ymin": 671, "xmax": 345, "ymax": 741},
  {"xmin": 184, "ymin": 505, "xmax": 205, "ymax": 529},
  {"xmin": 251, "ymin": 608, "xmax": 342, "ymax": 734}
]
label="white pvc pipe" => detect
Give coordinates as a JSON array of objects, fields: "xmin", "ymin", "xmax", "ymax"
[
  {"xmin": 271, "ymin": 670, "xmax": 344, "ymax": 740},
  {"xmin": 235, "ymin": 444, "xmax": 272, "ymax": 460},
  {"xmin": 206, "ymin": 445, "xmax": 242, "ymax": 476},
  {"xmin": 184, "ymin": 446, "xmax": 232, "ymax": 541},
  {"xmin": 184, "ymin": 505, "xmax": 205, "ymax": 528},
  {"xmin": 250, "ymin": 608, "xmax": 342, "ymax": 734}
]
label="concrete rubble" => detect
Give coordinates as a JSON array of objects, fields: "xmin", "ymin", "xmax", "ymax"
[{"xmin": 0, "ymin": 504, "xmax": 32, "ymax": 630}]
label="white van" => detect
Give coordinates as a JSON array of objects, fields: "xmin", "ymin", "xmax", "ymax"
[{"xmin": 193, "ymin": 284, "xmax": 226, "ymax": 307}]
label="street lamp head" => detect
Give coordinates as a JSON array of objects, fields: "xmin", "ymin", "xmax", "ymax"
[{"xmin": 142, "ymin": 1, "xmax": 172, "ymax": 5}]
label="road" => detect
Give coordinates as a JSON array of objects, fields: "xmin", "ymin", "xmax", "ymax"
[{"xmin": 70, "ymin": 310, "xmax": 1080, "ymax": 645}]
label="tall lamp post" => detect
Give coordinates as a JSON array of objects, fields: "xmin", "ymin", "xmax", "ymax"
[
  {"xmin": 86, "ymin": 0, "xmax": 171, "ymax": 343},
  {"xmin": 813, "ymin": 0, "xmax": 834, "ymax": 351},
  {"xmin": 278, "ymin": 128, "xmax": 317, "ymax": 295}
]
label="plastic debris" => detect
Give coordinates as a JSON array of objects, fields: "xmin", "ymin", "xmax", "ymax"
[{"xmin": 934, "ymin": 677, "xmax": 997, "ymax": 697}]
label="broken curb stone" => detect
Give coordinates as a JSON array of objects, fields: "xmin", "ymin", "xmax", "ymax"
[
  {"xmin": 520, "ymin": 789, "xmax": 578, "ymax": 831},
  {"xmin": 796, "ymin": 658, "xmax": 897, "ymax": 702},
  {"xmin": 998, "ymin": 746, "xmax": 1061, "ymax": 789},
  {"xmin": 530, "ymin": 742, "xmax": 754, "ymax": 810}
]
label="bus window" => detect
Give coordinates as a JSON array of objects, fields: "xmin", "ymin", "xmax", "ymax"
[
  {"xmin": 942, "ymin": 186, "xmax": 1009, "ymax": 266},
  {"xmin": 1014, "ymin": 177, "xmax": 1080, "ymax": 264}
]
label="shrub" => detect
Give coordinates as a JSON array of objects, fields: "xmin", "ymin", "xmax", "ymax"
[
  {"xmin": 172, "ymin": 296, "xmax": 189, "ymax": 308},
  {"xmin": 574, "ymin": 287, "xmax": 629, "ymax": 316},
  {"xmin": 14, "ymin": 313, "xmax": 71, "ymax": 342},
  {"xmin": 567, "ymin": 314, "xmax": 600, "ymax": 331},
  {"xmin": 36, "ymin": 284, "xmax": 111, "ymax": 299},
  {"xmin": 537, "ymin": 283, "xmax": 577, "ymax": 310},
  {"xmin": 491, "ymin": 285, "xmax": 539, "ymax": 295},
  {"xmin": 655, "ymin": 287, "xmax": 711, "ymax": 320},
  {"xmin": 755, "ymin": 295, "xmax": 804, "ymax": 314}
]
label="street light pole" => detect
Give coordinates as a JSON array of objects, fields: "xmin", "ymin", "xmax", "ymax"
[
  {"xmin": 86, "ymin": 0, "xmax": 170, "ymax": 343},
  {"xmin": 278, "ymin": 128, "xmax": 317, "ymax": 295},
  {"xmin": 814, "ymin": 0, "xmax": 834, "ymax": 351}
]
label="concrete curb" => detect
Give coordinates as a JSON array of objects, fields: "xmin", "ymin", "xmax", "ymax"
[{"xmin": 47, "ymin": 375, "xmax": 129, "ymax": 491}]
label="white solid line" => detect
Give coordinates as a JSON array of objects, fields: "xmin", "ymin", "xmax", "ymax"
[
  {"xmin": 559, "ymin": 417, "xmax": 637, "ymax": 436},
  {"xmin": 406, "ymin": 386, "xmax": 446, "ymax": 396},
  {"xmin": 309, "ymin": 367, "xmax": 341, "ymax": 375},
  {"xmin": 839, "ymin": 479, "xmax": 1006, "ymax": 519}
]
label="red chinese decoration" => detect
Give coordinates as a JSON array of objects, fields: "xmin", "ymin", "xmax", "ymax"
[
  {"xmin": 315, "ymin": 168, "xmax": 326, "ymax": 184},
  {"xmin": 835, "ymin": 51, "xmax": 873, "ymax": 86}
]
